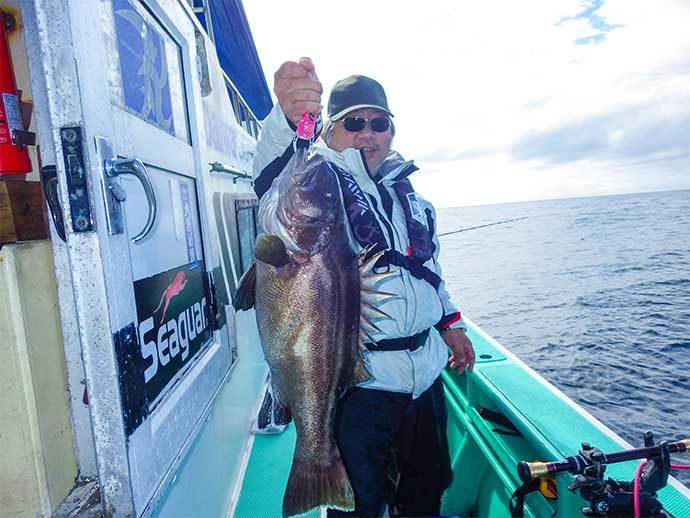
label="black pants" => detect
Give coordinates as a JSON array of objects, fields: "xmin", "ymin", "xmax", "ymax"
[{"xmin": 328, "ymin": 377, "xmax": 452, "ymax": 517}]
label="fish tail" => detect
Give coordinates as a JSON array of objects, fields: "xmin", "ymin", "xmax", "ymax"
[{"xmin": 282, "ymin": 453, "xmax": 354, "ymax": 517}]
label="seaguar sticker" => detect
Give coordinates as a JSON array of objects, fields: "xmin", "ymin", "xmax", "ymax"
[
  {"xmin": 131, "ymin": 261, "xmax": 211, "ymax": 414},
  {"xmin": 114, "ymin": 260, "xmax": 213, "ymax": 436}
]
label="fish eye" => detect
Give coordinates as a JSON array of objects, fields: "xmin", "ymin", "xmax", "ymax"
[{"xmin": 323, "ymin": 191, "xmax": 337, "ymax": 204}]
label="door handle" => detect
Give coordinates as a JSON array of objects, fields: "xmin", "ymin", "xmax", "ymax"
[{"xmin": 105, "ymin": 158, "xmax": 157, "ymax": 244}]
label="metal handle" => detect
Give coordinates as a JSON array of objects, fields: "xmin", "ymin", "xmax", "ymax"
[
  {"xmin": 105, "ymin": 158, "xmax": 157, "ymax": 244},
  {"xmin": 209, "ymin": 161, "xmax": 253, "ymax": 184}
]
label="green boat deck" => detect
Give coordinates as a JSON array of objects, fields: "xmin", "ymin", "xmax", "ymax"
[
  {"xmin": 235, "ymin": 427, "xmax": 320, "ymax": 518},
  {"xmin": 149, "ymin": 315, "xmax": 690, "ymax": 517},
  {"xmin": 234, "ymin": 319, "xmax": 690, "ymax": 517}
]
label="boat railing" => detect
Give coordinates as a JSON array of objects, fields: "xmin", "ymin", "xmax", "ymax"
[{"xmin": 222, "ymin": 70, "xmax": 262, "ymax": 139}]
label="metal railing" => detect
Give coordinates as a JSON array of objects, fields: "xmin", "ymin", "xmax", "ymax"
[
  {"xmin": 222, "ymin": 70, "xmax": 262, "ymax": 139},
  {"xmin": 188, "ymin": 0, "xmax": 262, "ymax": 140}
]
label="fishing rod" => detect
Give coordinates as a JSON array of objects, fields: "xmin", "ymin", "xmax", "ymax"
[
  {"xmin": 518, "ymin": 438, "xmax": 690, "ymax": 481},
  {"xmin": 437, "ymin": 216, "xmax": 528, "ymax": 237},
  {"xmin": 514, "ymin": 434, "xmax": 690, "ymax": 517}
]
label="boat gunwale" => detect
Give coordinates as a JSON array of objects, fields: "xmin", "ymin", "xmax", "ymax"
[{"xmin": 447, "ymin": 316, "xmax": 690, "ymax": 506}]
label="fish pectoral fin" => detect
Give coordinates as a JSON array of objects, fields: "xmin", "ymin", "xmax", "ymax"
[
  {"xmin": 254, "ymin": 233, "xmax": 290, "ymax": 267},
  {"xmin": 352, "ymin": 355, "xmax": 372, "ymax": 385},
  {"xmin": 232, "ymin": 263, "xmax": 256, "ymax": 311}
]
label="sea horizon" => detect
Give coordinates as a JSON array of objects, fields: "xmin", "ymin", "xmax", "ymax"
[{"xmin": 435, "ymin": 186, "xmax": 690, "ymax": 211}]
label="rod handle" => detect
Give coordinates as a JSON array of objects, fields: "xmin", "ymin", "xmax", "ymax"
[{"xmin": 518, "ymin": 461, "xmax": 553, "ymax": 482}]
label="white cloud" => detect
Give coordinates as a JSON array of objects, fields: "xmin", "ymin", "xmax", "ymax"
[{"xmin": 244, "ymin": 0, "xmax": 690, "ymax": 207}]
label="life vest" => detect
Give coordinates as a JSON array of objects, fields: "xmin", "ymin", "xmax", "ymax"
[{"xmin": 334, "ymin": 164, "xmax": 442, "ymax": 290}]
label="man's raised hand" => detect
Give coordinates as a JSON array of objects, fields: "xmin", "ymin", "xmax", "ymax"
[{"xmin": 274, "ymin": 57, "xmax": 323, "ymax": 125}]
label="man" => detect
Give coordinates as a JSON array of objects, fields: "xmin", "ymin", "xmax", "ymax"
[{"xmin": 253, "ymin": 57, "xmax": 475, "ymax": 517}]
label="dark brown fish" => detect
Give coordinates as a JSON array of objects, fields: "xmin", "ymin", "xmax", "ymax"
[{"xmin": 234, "ymin": 154, "xmax": 392, "ymax": 516}]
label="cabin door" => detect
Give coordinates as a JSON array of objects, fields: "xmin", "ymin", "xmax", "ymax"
[{"xmin": 28, "ymin": 0, "xmax": 233, "ymax": 515}]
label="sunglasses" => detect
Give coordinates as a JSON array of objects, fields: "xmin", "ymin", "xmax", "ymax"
[{"xmin": 342, "ymin": 116, "xmax": 391, "ymax": 133}]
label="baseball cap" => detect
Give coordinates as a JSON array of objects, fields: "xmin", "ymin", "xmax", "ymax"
[{"xmin": 327, "ymin": 75, "xmax": 394, "ymax": 121}]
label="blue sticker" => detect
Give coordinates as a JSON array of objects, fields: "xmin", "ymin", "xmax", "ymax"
[
  {"xmin": 113, "ymin": 0, "xmax": 175, "ymax": 134},
  {"xmin": 406, "ymin": 192, "xmax": 426, "ymax": 225}
]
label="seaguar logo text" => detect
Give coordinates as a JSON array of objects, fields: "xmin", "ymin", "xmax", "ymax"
[{"xmin": 138, "ymin": 297, "xmax": 208, "ymax": 383}]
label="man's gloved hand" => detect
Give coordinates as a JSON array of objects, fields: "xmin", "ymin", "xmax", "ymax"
[
  {"xmin": 274, "ymin": 57, "xmax": 323, "ymax": 125},
  {"xmin": 442, "ymin": 328, "xmax": 476, "ymax": 374}
]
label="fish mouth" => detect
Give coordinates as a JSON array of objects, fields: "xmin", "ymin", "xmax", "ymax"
[
  {"xmin": 286, "ymin": 211, "xmax": 335, "ymax": 235},
  {"xmin": 283, "ymin": 206, "xmax": 324, "ymax": 225},
  {"xmin": 291, "ymin": 164, "xmax": 320, "ymax": 188},
  {"xmin": 276, "ymin": 208, "xmax": 333, "ymax": 256}
]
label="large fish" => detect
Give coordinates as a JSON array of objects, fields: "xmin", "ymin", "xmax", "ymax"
[{"xmin": 234, "ymin": 153, "xmax": 392, "ymax": 516}]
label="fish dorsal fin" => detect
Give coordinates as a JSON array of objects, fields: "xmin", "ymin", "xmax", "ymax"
[
  {"xmin": 359, "ymin": 249, "xmax": 398, "ymax": 308},
  {"xmin": 358, "ymin": 248, "xmax": 400, "ymax": 350},
  {"xmin": 232, "ymin": 263, "xmax": 256, "ymax": 311},
  {"xmin": 254, "ymin": 233, "xmax": 290, "ymax": 267},
  {"xmin": 352, "ymin": 355, "xmax": 371, "ymax": 385}
]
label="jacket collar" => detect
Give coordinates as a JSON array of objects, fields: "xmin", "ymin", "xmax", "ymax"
[
  {"xmin": 375, "ymin": 151, "xmax": 419, "ymax": 185},
  {"xmin": 311, "ymin": 141, "xmax": 418, "ymax": 186},
  {"xmin": 311, "ymin": 140, "xmax": 367, "ymax": 178}
]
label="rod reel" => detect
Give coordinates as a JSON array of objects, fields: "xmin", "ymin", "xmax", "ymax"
[{"xmin": 516, "ymin": 433, "xmax": 689, "ymax": 517}]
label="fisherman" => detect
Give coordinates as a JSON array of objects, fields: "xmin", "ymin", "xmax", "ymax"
[{"xmin": 253, "ymin": 57, "xmax": 476, "ymax": 517}]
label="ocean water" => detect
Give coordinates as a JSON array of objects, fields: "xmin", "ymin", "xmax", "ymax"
[{"xmin": 437, "ymin": 189, "xmax": 690, "ymax": 485}]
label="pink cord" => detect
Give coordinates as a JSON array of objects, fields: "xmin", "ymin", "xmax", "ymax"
[
  {"xmin": 634, "ymin": 461, "xmax": 647, "ymax": 518},
  {"xmin": 634, "ymin": 462, "xmax": 690, "ymax": 518}
]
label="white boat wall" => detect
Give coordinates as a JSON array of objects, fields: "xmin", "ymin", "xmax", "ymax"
[{"xmin": 1, "ymin": 0, "xmax": 270, "ymax": 516}]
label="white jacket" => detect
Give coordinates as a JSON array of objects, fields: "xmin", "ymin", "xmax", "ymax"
[{"xmin": 253, "ymin": 105, "xmax": 465, "ymax": 397}]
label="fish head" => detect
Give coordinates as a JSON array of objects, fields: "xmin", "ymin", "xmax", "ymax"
[{"xmin": 278, "ymin": 155, "xmax": 343, "ymax": 254}]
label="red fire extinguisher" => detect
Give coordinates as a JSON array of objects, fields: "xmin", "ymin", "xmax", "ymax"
[{"xmin": 0, "ymin": 12, "xmax": 32, "ymax": 175}]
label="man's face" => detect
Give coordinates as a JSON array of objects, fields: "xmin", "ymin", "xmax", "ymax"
[{"xmin": 327, "ymin": 108, "xmax": 393, "ymax": 173}]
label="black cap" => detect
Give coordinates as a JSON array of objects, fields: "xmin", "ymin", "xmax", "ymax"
[{"xmin": 327, "ymin": 75, "xmax": 394, "ymax": 121}]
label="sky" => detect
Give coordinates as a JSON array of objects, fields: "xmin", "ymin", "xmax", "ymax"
[{"xmin": 243, "ymin": 0, "xmax": 690, "ymax": 208}]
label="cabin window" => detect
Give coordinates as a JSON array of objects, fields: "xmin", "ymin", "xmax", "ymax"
[
  {"xmin": 106, "ymin": 0, "xmax": 190, "ymax": 143},
  {"xmin": 212, "ymin": 193, "xmax": 257, "ymax": 300},
  {"xmin": 235, "ymin": 200, "xmax": 258, "ymax": 275}
]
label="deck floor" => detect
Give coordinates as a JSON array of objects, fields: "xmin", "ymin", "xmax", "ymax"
[{"xmin": 234, "ymin": 424, "xmax": 321, "ymax": 518}]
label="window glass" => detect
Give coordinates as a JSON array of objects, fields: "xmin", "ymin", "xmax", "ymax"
[
  {"xmin": 104, "ymin": 0, "xmax": 189, "ymax": 142},
  {"xmin": 236, "ymin": 205, "xmax": 256, "ymax": 274}
]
